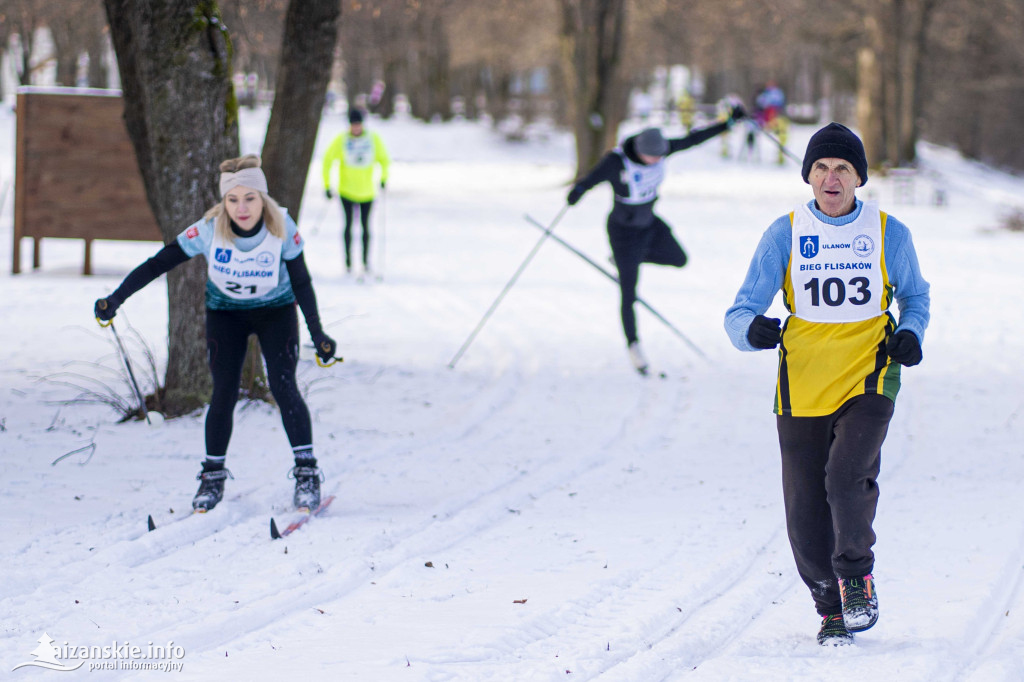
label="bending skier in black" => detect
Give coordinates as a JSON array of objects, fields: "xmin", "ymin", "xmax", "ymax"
[{"xmin": 567, "ymin": 107, "xmax": 745, "ymax": 373}]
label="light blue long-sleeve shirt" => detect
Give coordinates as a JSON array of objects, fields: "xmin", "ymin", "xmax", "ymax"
[{"xmin": 724, "ymin": 198, "xmax": 931, "ymax": 352}]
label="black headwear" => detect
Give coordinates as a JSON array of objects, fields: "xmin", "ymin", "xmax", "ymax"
[
  {"xmin": 634, "ymin": 128, "xmax": 669, "ymax": 157},
  {"xmin": 801, "ymin": 122, "xmax": 868, "ymax": 186},
  {"xmin": 348, "ymin": 109, "xmax": 365, "ymax": 125}
]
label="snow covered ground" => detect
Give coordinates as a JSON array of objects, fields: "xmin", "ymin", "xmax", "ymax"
[{"xmin": 1, "ymin": 101, "xmax": 1023, "ymax": 681}]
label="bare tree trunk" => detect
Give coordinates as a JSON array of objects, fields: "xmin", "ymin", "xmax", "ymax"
[
  {"xmin": 490, "ymin": 70, "xmax": 514, "ymax": 125},
  {"xmin": 104, "ymin": 0, "xmax": 239, "ymax": 416},
  {"xmin": 11, "ymin": 7, "xmax": 39, "ymax": 86},
  {"xmin": 262, "ymin": 0, "xmax": 342, "ymax": 218},
  {"xmin": 856, "ymin": 7, "xmax": 886, "ymax": 170},
  {"xmin": 857, "ymin": 0, "xmax": 945, "ymax": 168},
  {"xmin": 558, "ymin": 0, "xmax": 629, "ymax": 177},
  {"xmin": 379, "ymin": 59, "xmax": 401, "ymax": 117},
  {"xmin": 0, "ymin": 24, "xmax": 7, "ymax": 100},
  {"xmin": 49, "ymin": 22, "xmax": 79, "ymax": 86},
  {"xmin": 412, "ymin": 10, "xmax": 451, "ymax": 120},
  {"xmin": 898, "ymin": 0, "xmax": 942, "ymax": 164},
  {"xmin": 856, "ymin": 42, "xmax": 883, "ymax": 170},
  {"xmin": 87, "ymin": 13, "xmax": 111, "ymax": 88}
]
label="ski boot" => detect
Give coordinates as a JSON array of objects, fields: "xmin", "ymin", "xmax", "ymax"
[
  {"xmin": 290, "ymin": 464, "xmax": 324, "ymax": 511},
  {"xmin": 192, "ymin": 468, "xmax": 233, "ymax": 512},
  {"xmin": 627, "ymin": 341, "xmax": 649, "ymax": 375}
]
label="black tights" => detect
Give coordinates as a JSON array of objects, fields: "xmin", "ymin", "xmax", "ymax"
[
  {"xmin": 607, "ymin": 216, "xmax": 687, "ymax": 344},
  {"xmin": 341, "ymin": 197, "xmax": 373, "ymax": 269},
  {"xmin": 205, "ymin": 305, "xmax": 311, "ymax": 458}
]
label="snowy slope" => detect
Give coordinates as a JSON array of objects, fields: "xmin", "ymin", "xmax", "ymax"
[{"xmin": 1, "ymin": 104, "xmax": 1023, "ymax": 681}]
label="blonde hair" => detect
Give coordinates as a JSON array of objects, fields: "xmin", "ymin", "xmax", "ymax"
[{"xmin": 204, "ymin": 154, "xmax": 286, "ymax": 242}]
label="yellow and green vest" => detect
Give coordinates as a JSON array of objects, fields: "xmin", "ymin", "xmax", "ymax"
[{"xmin": 775, "ymin": 202, "xmax": 900, "ymax": 416}]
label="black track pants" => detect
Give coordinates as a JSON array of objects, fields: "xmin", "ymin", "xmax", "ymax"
[
  {"xmin": 606, "ymin": 216, "xmax": 687, "ymax": 345},
  {"xmin": 205, "ymin": 305, "xmax": 312, "ymax": 458},
  {"xmin": 341, "ymin": 197, "xmax": 373, "ymax": 268},
  {"xmin": 776, "ymin": 393, "xmax": 894, "ymax": 616}
]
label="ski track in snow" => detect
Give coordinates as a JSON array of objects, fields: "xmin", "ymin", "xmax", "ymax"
[
  {"xmin": 953, "ymin": 526, "xmax": 1024, "ymax": 682},
  {"xmin": 2, "ymin": 110, "xmax": 1024, "ymax": 680}
]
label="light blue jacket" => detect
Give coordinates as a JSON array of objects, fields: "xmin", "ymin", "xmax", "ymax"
[{"xmin": 725, "ymin": 199, "xmax": 931, "ymax": 352}]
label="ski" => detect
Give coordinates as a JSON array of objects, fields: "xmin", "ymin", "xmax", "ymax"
[
  {"xmin": 146, "ymin": 506, "xmax": 214, "ymax": 532},
  {"xmin": 146, "ymin": 490, "xmax": 248, "ymax": 532},
  {"xmin": 270, "ymin": 495, "xmax": 336, "ymax": 539},
  {"xmin": 147, "ymin": 510, "xmax": 203, "ymax": 532}
]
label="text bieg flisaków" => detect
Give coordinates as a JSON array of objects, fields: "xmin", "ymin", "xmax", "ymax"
[
  {"xmin": 800, "ymin": 261, "xmax": 873, "ymax": 271},
  {"xmin": 212, "ymin": 263, "xmax": 274, "ymax": 278}
]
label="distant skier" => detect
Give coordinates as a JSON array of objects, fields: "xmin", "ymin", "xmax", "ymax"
[
  {"xmin": 752, "ymin": 81, "xmax": 791, "ymax": 165},
  {"xmin": 754, "ymin": 80, "xmax": 786, "ymax": 127},
  {"xmin": 567, "ymin": 107, "xmax": 746, "ymax": 374},
  {"xmin": 94, "ymin": 154, "xmax": 337, "ymax": 513},
  {"xmin": 724, "ymin": 123, "xmax": 931, "ymax": 646},
  {"xmin": 322, "ymin": 108, "xmax": 391, "ymax": 277}
]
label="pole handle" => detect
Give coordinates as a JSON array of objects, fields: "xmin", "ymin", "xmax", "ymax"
[
  {"xmin": 316, "ymin": 354, "xmax": 343, "ymax": 368},
  {"xmin": 95, "ymin": 298, "xmax": 113, "ymax": 327}
]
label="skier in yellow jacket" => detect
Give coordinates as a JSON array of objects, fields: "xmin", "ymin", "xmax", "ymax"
[{"xmin": 322, "ymin": 109, "xmax": 390, "ymax": 275}]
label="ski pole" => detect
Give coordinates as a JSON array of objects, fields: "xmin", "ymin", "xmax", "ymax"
[
  {"xmin": 523, "ymin": 214, "xmax": 709, "ymax": 363},
  {"xmin": 448, "ymin": 204, "xmax": 569, "ymax": 369},
  {"xmin": 308, "ymin": 199, "xmax": 330, "ymax": 237},
  {"xmin": 755, "ymin": 125, "xmax": 802, "ymax": 164},
  {"xmin": 377, "ymin": 186, "xmax": 386, "ymax": 281},
  {"xmin": 96, "ymin": 313, "xmax": 151, "ymax": 424},
  {"xmin": 0, "ymin": 177, "xmax": 11, "ymax": 216}
]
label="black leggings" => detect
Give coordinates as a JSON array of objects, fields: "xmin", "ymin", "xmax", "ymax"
[
  {"xmin": 341, "ymin": 197, "xmax": 373, "ymax": 268},
  {"xmin": 777, "ymin": 393, "xmax": 894, "ymax": 616},
  {"xmin": 205, "ymin": 305, "xmax": 311, "ymax": 457},
  {"xmin": 607, "ymin": 216, "xmax": 687, "ymax": 344}
]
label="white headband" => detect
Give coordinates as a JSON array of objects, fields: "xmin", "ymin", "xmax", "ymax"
[{"xmin": 219, "ymin": 167, "xmax": 269, "ymax": 197}]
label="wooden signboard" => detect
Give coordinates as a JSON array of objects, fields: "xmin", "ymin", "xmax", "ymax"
[{"xmin": 13, "ymin": 88, "xmax": 162, "ymax": 275}]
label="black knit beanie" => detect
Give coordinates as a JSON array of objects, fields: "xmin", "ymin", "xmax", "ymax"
[
  {"xmin": 801, "ymin": 122, "xmax": 868, "ymax": 186},
  {"xmin": 348, "ymin": 108, "xmax": 365, "ymax": 125},
  {"xmin": 634, "ymin": 128, "xmax": 669, "ymax": 157}
]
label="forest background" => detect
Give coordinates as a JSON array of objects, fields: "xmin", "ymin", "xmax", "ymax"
[{"xmin": 2, "ymin": 0, "xmax": 1023, "ymax": 173}]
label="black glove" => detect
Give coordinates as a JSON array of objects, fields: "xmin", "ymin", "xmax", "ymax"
[
  {"xmin": 567, "ymin": 186, "xmax": 584, "ymax": 206},
  {"xmin": 94, "ymin": 296, "xmax": 120, "ymax": 322},
  {"xmin": 886, "ymin": 330, "xmax": 922, "ymax": 367},
  {"xmin": 729, "ymin": 104, "xmax": 748, "ymax": 122},
  {"xmin": 311, "ymin": 331, "xmax": 337, "ymax": 364},
  {"xmin": 325, "ymin": 188, "xmax": 333, "ymax": 200},
  {"xmin": 747, "ymin": 315, "xmax": 782, "ymax": 349},
  {"xmin": 380, "ymin": 180, "xmax": 386, "ymax": 189}
]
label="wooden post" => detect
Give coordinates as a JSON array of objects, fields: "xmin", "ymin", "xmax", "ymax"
[
  {"xmin": 84, "ymin": 238, "xmax": 93, "ymax": 276},
  {"xmin": 13, "ymin": 91, "xmax": 28, "ymax": 274}
]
